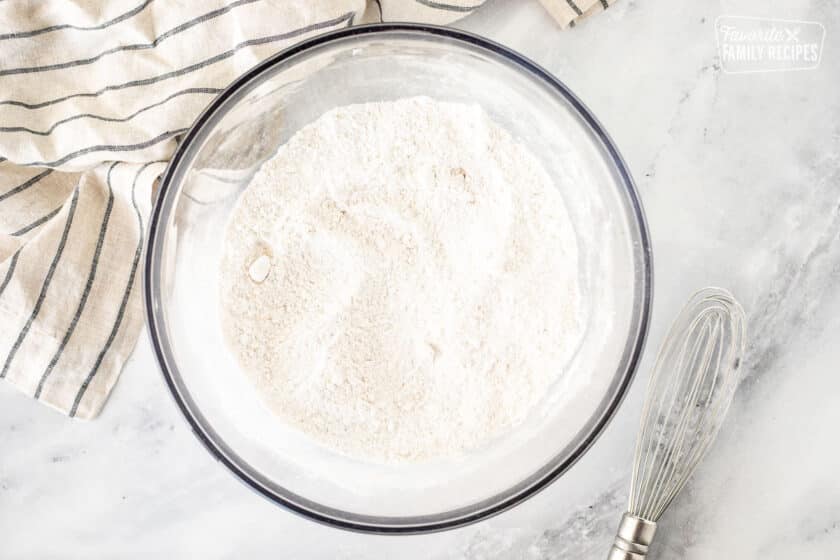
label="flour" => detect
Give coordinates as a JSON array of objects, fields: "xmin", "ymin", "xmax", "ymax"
[{"xmin": 219, "ymin": 97, "xmax": 584, "ymax": 463}]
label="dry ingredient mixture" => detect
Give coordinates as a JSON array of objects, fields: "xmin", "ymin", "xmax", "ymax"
[{"xmin": 220, "ymin": 97, "xmax": 584, "ymax": 463}]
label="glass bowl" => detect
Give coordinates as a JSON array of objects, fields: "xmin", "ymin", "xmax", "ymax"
[{"xmin": 144, "ymin": 24, "xmax": 652, "ymax": 533}]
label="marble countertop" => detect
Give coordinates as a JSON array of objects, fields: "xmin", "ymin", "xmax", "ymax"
[{"xmin": 2, "ymin": 0, "xmax": 839, "ymax": 557}]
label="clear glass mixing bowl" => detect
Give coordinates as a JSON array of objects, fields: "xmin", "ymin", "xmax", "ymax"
[{"xmin": 144, "ymin": 24, "xmax": 652, "ymax": 533}]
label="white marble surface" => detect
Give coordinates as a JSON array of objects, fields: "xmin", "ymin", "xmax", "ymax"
[{"xmin": 3, "ymin": 0, "xmax": 840, "ymax": 557}]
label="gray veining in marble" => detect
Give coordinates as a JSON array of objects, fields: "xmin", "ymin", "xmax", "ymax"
[{"xmin": 2, "ymin": 0, "xmax": 839, "ymax": 557}]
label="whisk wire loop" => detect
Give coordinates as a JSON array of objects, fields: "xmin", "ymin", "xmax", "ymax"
[
  {"xmin": 611, "ymin": 288, "xmax": 745, "ymax": 560},
  {"xmin": 628, "ymin": 288, "xmax": 745, "ymax": 522}
]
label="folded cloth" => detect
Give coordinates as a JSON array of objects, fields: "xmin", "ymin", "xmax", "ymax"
[
  {"xmin": 538, "ymin": 0, "xmax": 617, "ymax": 28},
  {"xmin": 0, "ymin": 0, "xmax": 614, "ymax": 419}
]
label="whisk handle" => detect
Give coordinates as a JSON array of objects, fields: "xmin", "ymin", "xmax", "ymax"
[{"xmin": 607, "ymin": 513, "xmax": 657, "ymax": 560}]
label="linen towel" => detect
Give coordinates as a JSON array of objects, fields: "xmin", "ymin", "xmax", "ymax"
[
  {"xmin": 0, "ymin": 0, "xmax": 614, "ymax": 419},
  {"xmin": 538, "ymin": 0, "xmax": 617, "ymax": 28}
]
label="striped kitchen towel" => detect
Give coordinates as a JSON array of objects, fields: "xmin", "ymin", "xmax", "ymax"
[
  {"xmin": 0, "ymin": 0, "xmax": 614, "ymax": 419},
  {"xmin": 539, "ymin": 0, "xmax": 617, "ymax": 28}
]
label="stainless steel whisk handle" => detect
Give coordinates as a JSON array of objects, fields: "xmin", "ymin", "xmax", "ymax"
[{"xmin": 607, "ymin": 513, "xmax": 657, "ymax": 560}]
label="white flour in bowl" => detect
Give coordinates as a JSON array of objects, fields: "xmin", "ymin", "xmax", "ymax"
[{"xmin": 219, "ymin": 97, "xmax": 585, "ymax": 463}]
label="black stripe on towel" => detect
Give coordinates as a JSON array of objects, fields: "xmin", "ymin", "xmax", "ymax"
[
  {"xmin": 0, "ymin": 187, "xmax": 80, "ymax": 379},
  {"xmin": 10, "ymin": 205, "xmax": 61, "ymax": 236},
  {"xmin": 565, "ymin": 0, "xmax": 584, "ymax": 16},
  {"xmin": 0, "ymin": 12, "xmax": 355, "ymax": 110},
  {"xmin": 18, "ymin": 127, "xmax": 188, "ymax": 168},
  {"xmin": 69, "ymin": 162, "xmax": 154, "ymax": 416},
  {"xmin": 0, "ymin": 0, "xmax": 259, "ymax": 77},
  {"xmin": 0, "ymin": 251, "xmax": 21, "ymax": 298},
  {"xmin": 414, "ymin": 0, "xmax": 484, "ymax": 12},
  {"xmin": 34, "ymin": 163, "xmax": 117, "ymax": 399},
  {"xmin": 600, "ymin": 0, "xmax": 609, "ymax": 9},
  {"xmin": 0, "ymin": 0, "xmax": 154, "ymax": 41},
  {"xmin": 0, "ymin": 88, "xmax": 221, "ymax": 137},
  {"xmin": 0, "ymin": 169, "xmax": 53, "ymax": 202}
]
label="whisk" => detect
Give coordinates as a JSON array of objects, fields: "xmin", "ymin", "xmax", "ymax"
[{"xmin": 607, "ymin": 287, "xmax": 746, "ymax": 560}]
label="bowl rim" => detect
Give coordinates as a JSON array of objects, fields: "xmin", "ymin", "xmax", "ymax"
[{"xmin": 144, "ymin": 22, "xmax": 653, "ymax": 534}]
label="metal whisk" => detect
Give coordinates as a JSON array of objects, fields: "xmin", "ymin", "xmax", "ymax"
[{"xmin": 608, "ymin": 287, "xmax": 746, "ymax": 560}]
